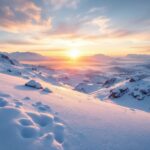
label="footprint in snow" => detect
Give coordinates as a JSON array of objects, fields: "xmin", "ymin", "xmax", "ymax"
[
  {"xmin": 19, "ymin": 111, "xmax": 65, "ymax": 144},
  {"xmin": 0, "ymin": 92, "xmax": 11, "ymax": 98},
  {"xmin": 2, "ymin": 97, "xmax": 66, "ymax": 149},
  {"xmin": 21, "ymin": 126, "xmax": 39, "ymax": 138},
  {"xmin": 19, "ymin": 118, "xmax": 34, "ymax": 126},
  {"xmin": 14, "ymin": 101, "xmax": 23, "ymax": 108},
  {"xmin": 0, "ymin": 104, "xmax": 65, "ymax": 150},
  {"xmin": 22, "ymin": 97, "xmax": 31, "ymax": 101},
  {"xmin": 27, "ymin": 112, "xmax": 54, "ymax": 127},
  {"xmin": 54, "ymin": 116, "xmax": 62, "ymax": 123},
  {"xmin": 54, "ymin": 123, "xmax": 65, "ymax": 143},
  {"xmin": 41, "ymin": 132, "xmax": 54, "ymax": 144},
  {"xmin": 41, "ymin": 132, "xmax": 64, "ymax": 150},
  {"xmin": 0, "ymin": 97, "xmax": 8, "ymax": 107},
  {"xmin": 32, "ymin": 102, "xmax": 51, "ymax": 112}
]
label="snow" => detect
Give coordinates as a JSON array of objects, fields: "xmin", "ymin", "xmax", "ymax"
[
  {"xmin": 0, "ymin": 72, "xmax": 150, "ymax": 150},
  {"xmin": 74, "ymin": 82, "xmax": 100, "ymax": 93},
  {"xmin": 0, "ymin": 54, "xmax": 150, "ymax": 150},
  {"xmin": 0, "ymin": 53, "xmax": 19, "ymax": 65},
  {"xmin": 0, "ymin": 74, "xmax": 64, "ymax": 150},
  {"xmin": 109, "ymin": 86, "xmax": 129, "ymax": 98}
]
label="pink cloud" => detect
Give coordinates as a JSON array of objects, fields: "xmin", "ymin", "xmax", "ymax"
[{"xmin": 0, "ymin": 0, "xmax": 52, "ymax": 33}]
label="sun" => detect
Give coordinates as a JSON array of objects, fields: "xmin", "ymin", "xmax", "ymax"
[{"xmin": 68, "ymin": 49, "xmax": 80, "ymax": 59}]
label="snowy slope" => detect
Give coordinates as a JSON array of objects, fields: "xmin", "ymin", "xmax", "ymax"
[
  {"xmin": 0, "ymin": 54, "xmax": 150, "ymax": 150},
  {"xmin": 1, "ymin": 73, "xmax": 150, "ymax": 150}
]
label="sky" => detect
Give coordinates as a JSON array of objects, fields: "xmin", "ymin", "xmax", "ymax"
[{"xmin": 0, "ymin": 0, "xmax": 150, "ymax": 57}]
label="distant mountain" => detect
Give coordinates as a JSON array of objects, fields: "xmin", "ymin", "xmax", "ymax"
[
  {"xmin": 85, "ymin": 54, "xmax": 114, "ymax": 63},
  {"xmin": 1, "ymin": 52, "xmax": 49, "ymax": 61},
  {"xmin": 91, "ymin": 54, "xmax": 113, "ymax": 60},
  {"xmin": 127, "ymin": 54, "xmax": 150, "ymax": 60}
]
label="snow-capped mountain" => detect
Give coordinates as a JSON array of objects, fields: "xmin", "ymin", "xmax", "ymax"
[
  {"xmin": 85, "ymin": 54, "xmax": 114, "ymax": 64},
  {"xmin": 0, "ymin": 52, "xmax": 49, "ymax": 61}
]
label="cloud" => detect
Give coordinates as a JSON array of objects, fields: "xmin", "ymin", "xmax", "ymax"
[
  {"xmin": 0, "ymin": 0, "xmax": 149, "ymax": 55},
  {"xmin": 0, "ymin": 0, "xmax": 52, "ymax": 33},
  {"xmin": 43, "ymin": 20, "xmax": 81, "ymax": 37},
  {"xmin": 87, "ymin": 7, "xmax": 107, "ymax": 15},
  {"xmin": 47, "ymin": 0, "xmax": 79, "ymax": 9},
  {"xmin": 0, "ymin": 0, "xmax": 139, "ymax": 40},
  {"xmin": 38, "ymin": 14, "xmax": 140, "ymax": 42},
  {"xmin": 88, "ymin": 16, "xmax": 110, "ymax": 33},
  {"xmin": 0, "ymin": 39, "xmax": 36, "ymax": 45},
  {"xmin": 132, "ymin": 46, "xmax": 150, "ymax": 53}
]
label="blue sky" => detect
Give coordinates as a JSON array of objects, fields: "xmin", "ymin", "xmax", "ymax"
[{"xmin": 0, "ymin": 0, "xmax": 150, "ymax": 56}]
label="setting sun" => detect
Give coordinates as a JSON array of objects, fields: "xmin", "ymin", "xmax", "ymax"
[{"xmin": 68, "ymin": 49, "xmax": 80, "ymax": 59}]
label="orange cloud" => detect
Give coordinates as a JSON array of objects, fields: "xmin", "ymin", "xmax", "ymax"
[{"xmin": 0, "ymin": 0, "xmax": 52, "ymax": 33}]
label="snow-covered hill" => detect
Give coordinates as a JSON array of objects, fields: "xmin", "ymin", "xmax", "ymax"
[
  {"xmin": 0, "ymin": 53, "xmax": 150, "ymax": 150},
  {"xmin": 1, "ymin": 72, "xmax": 150, "ymax": 150}
]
